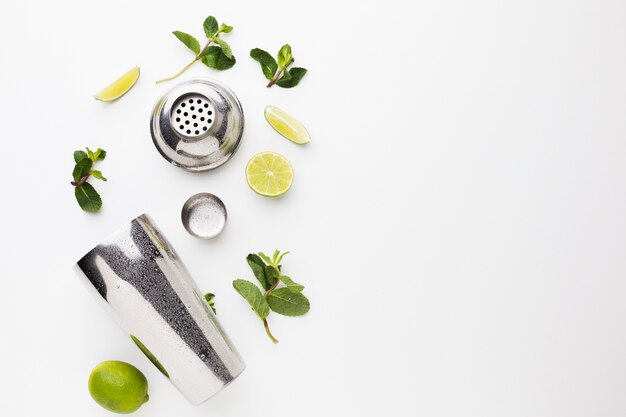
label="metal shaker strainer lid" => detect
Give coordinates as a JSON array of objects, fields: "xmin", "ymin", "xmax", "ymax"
[{"xmin": 150, "ymin": 78, "xmax": 244, "ymax": 172}]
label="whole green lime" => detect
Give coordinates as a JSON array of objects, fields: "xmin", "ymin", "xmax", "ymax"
[{"xmin": 88, "ymin": 360, "xmax": 149, "ymax": 414}]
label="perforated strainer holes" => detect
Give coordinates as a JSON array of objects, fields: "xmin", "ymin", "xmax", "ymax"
[{"xmin": 171, "ymin": 94, "xmax": 215, "ymax": 137}]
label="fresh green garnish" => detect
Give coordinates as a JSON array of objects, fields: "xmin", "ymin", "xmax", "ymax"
[
  {"xmin": 204, "ymin": 293, "xmax": 217, "ymax": 314},
  {"xmin": 157, "ymin": 16, "xmax": 235, "ymax": 84},
  {"xmin": 250, "ymin": 44, "xmax": 307, "ymax": 88},
  {"xmin": 131, "ymin": 335, "xmax": 170, "ymax": 378},
  {"xmin": 233, "ymin": 250, "xmax": 310, "ymax": 343},
  {"xmin": 71, "ymin": 148, "xmax": 107, "ymax": 212}
]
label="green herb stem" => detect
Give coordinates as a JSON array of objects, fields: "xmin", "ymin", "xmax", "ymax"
[
  {"xmin": 266, "ymin": 67, "xmax": 284, "ymax": 88},
  {"xmin": 262, "ymin": 267, "xmax": 281, "ymax": 298},
  {"xmin": 156, "ymin": 40, "xmax": 213, "ymax": 84},
  {"xmin": 264, "ymin": 280, "xmax": 279, "ymax": 298},
  {"xmin": 260, "ymin": 269, "xmax": 282, "ymax": 343},
  {"xmin": 263, "ymin": 318, "xmax": 278, "ymax": 344},
  {"xmin": 156, "ymin": 59, "xmax": 197, "ymax": 84},
  {"xmin": 71, "ymin": 174, "xmax": 90, "ymax": 187}
]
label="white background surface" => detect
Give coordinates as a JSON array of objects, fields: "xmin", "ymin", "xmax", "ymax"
[{"xmin": 1, "ymin": 0, "xmax": 626, "ymax": 416}]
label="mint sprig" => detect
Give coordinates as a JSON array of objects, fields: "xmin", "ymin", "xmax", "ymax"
[
  {"xmin": 233, "ymin": 250, "xmax": 310, "ymax": 344},
  {"xmin": 156, "ymin": 16, "xmax": 235, "ymax": 84},
  {"xmin": 204, "ymin": 293, "xmax": 217, "ymax": 314},
  {"xmin": 71, "ymin": 147, "xmax": 107, "ymax": 212},
  {"xmin": 250, "ymin": 44, "xmax": 307, "ymax": 88}
]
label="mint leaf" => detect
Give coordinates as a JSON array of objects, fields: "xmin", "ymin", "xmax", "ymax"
[
  {"xmin": 93, "ymin": 148, "xmax": 107, "ymax": 161},
  {"xmin": 276, "ymin": 67, "xmax": 307, "ymax": 88},
  {"xmin": 90, "ymin": 170, "xmax": 107, "ymax": 181},
  {"xmin": 204, "ymin": 293, "xmax": 216, "ymax": 314},
  {"xmin": 87, "ymin": 147, "xmax": 95, "ymax": 161},
  {"xmin": 264, "ymin": 265, "xmax": 279, "ymax": 287},
  {"xmin": 258, "ymin": 252, "xmax": 273, "ymax": 266},
  {"xmin": 73, "ymin": 150, "xmax": 88, "ymax": 163},
  {"xmin": 75, "ymin": 183, "xmax": 102, "ymax": 212},
  {"xmin": 267, "ymin": 288, "xmax": 310, "ymax": 316},
  {"xmin": 173, "ymin": 31, "xmax": 200, "ymax": 54},
  {"xmin": 131, "ymin": 335, "xmax": 170, "ymax": 378},
  {"xmin": 233, "ymin": 279, "xmax": 270, "ymax": 319},
  {"xmin": 272, "ymin": 250, "xmax": 280, "ymax": 264},
  {"xmin": 73, "ymin": 158, "xmax": 92, "ymax": 183},
  {"xmin": 277, "ymin": 44, "xmax": 293, "ymax": 69},
  {"xmin": 201, "ymin": 46, "xmax": 236, "ymax": 70},
  {"xmin": 212, "ymin": 37, "xmax": 233, "ymax": 59},
  {"xmin": 278, "ymin": 275, "xmax": 304, "ymax": 293},
  {"xmin": 250, "ymin": 48, "xmax": 278, "ymax": 80},
  {"xmin": 218, "ymin": 23, "xmax": 233, "ymax": 33},
  {"xmin": 203, "ymin": 16, "xmax": 219, "ymax": 38},
  {"xmin": 276, "ymin": 251, "xmax": 290, "ymax": 265},
  {"xmin": 247, "ymin": 254, "xmax": 270, "ymax": 290}
]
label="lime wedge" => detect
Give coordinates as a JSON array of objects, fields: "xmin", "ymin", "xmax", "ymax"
[
  {"xmin": 94, "ymin": 66, "xmax": 140, "ymax": 102},
  {"xmin": 246, "ymin": 151, "xmax": 294, "ymax": 197},
  {"xmin": 264, "ymin": 106, "xmax": 310, "ymax": 144}
]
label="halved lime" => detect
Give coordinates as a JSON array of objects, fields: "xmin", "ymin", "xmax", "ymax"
[
  {"xmin": 94, "ymin": 66, "xmax": 140, "ymax": 102},
  {"xmin": 264, "ymin": 106, "xmax": 310, "ymax": 144},
  {"xmin": 246, "ymin": 151, "xmax": 294, "ymax": 197}
]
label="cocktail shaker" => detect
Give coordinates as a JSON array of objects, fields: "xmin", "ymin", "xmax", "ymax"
[{"xmin": 74, "ymin": 214, "xmax": 245, "ymax": 405}]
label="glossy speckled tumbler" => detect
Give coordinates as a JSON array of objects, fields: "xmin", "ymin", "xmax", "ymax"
[{"xmin": 74, "ymin": 214, "xmax": 245, "ymax": 405}]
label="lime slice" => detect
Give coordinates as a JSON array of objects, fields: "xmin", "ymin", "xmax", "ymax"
[
  {"xmin": 264, "ymin": 106, "xmax": 310, "ymax": 144},
  {"xmin": 94, "ymin": 66, "xmax": 140, "ymax": 102},
  {"xmin": 246, "ymin": 151, "xmax": 294, "ymax": 197}
]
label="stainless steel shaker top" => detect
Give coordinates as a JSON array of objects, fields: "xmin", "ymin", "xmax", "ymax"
[{"xmin": 150, "ymin": 78, "xmax": 244, "ymax": 172}]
